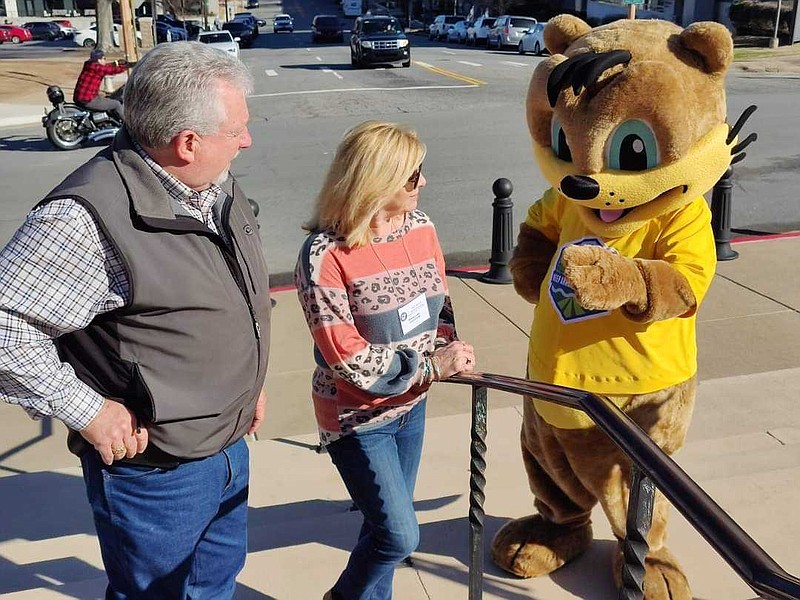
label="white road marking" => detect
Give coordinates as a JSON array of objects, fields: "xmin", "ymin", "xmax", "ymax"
[
  {"xmin": 321, "ymin": 68, "xmax": 344, "ymax": 80},
  {"xmin": 316, "ymin": 56, "xmax": 323, "ymax": 62},
  {"xmin": 502, "ymin": 61, "xmax": 529, "ymax": 67},
  {"xmin": 250, "ymin": 84, "xmax": 479, "ymax": 98},
  {"xmin": 458, "ymin": 61, "xmax": 483, "ymax": 67},
  {"xmin": 442, "ymin": 50, "xmax": 456, "ymax": 55},
  {"xmin": 265, "ymin": 69, "xmax": 278, "ymax": 77}
]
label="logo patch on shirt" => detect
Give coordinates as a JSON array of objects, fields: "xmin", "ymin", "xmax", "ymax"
[{"xmin": 549, "ymin": 237, "xmax": 612, "ymax": 324}]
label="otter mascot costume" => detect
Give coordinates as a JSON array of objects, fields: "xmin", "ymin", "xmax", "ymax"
[{"xmin": 491, "ymin": 14, "xmax": 756, "ymax": 598}]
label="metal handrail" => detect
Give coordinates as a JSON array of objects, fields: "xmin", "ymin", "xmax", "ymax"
[{"xmin": 446, "ymin": 372, "xmax": 800, "ymax": 600}]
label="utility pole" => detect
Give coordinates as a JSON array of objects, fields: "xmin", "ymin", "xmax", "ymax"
[
  {"xmin": 770, "ymin": 0, "xmax": 782, "ymax": 47},
  {"xmin": 151, "ymin": 0, "xmax": 158, "ymax": 44},
  {"xmin": 119, "ymin": 0, "xmax": 138, "ymax": 62}
]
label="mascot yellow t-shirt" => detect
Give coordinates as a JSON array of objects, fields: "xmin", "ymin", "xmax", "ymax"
[{"xmin": 527, "ymin": 188, "xmax": 716, "ymax": 428}]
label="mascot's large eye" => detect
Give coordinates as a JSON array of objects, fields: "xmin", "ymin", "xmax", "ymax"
[
  {"xmin": 607, "ymin": 120, "xmax": 659, "ymax": 171},
  {"xmin": 551, "ymin": 117, "xmax": 573, "ymax": 163}
]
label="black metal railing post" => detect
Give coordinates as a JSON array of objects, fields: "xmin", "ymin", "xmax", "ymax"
[
  {"xmin": 710, "ymin": 167, "xmax": 739, "ymax": 261},
  {"xmin": 480, "ymin": 178, "xmax": 514, "ymax": 284},
  {"xmin": 445, "ymin": 373, "xmax": 800, "ymax": 600},
  {"xmin": 468, "ymin": 386, "xmax": 488, "ymax": 600},
  {"xmin": 619, "ymin": 465, "xmax": 656, "ymax": 599}
]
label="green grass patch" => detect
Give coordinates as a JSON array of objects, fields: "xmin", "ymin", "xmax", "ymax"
[{"xmin": 734, "ymin": 45, "xmax": 800, "ymax": 60}]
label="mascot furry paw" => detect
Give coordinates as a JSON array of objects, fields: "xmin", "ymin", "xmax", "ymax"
[{"xmin": 491, "ymin": 14, "xmax": 755, "ymax": 598}]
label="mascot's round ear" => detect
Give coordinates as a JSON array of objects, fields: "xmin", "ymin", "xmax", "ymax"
[
  {"xmin": 544, "ymin": 14, "xmax": 592, "ymax": 56},
  {"xmin": 679, "ymin": 22, "xmax": 733, "ymax": 75}
]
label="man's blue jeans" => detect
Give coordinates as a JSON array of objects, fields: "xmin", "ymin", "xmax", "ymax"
[
  {"xmin": 80, "ymin": 437, "xmax": 249, "ymax": 599},
  {"xmin": 327, "ymin": 399, "xmax": 426, "ymax": 600}
]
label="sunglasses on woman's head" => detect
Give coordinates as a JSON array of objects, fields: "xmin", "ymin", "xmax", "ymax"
[{"xmin": 404, "ymin": 164, "xmax": 423, "ymax": 192}]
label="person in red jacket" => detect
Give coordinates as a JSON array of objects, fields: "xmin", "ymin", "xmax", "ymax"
[{"xmin": 74, "ymin": 49, "xmax": 128, "ymax": 121}]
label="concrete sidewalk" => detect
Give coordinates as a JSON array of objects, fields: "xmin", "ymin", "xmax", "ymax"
[{"xmin": 0, "ymin": 233, "xmax": 799, "ymax": 599}]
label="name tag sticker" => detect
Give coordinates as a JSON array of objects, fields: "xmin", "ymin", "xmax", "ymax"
[{"xmin": 398, "ymin": 293, "xmax": 429, "ymax": 335}]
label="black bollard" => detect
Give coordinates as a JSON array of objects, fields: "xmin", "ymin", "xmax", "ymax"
[
  {"xmin": 710, "ymin": 168, "xmax": 739, "ymax": 261},
  {"xmin": 480, "ymin": 178, "xmax": 514, "ymax": 284}
]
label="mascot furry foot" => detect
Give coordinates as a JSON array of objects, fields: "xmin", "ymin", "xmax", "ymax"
[
  {"xmin": 613, "ymin": 544, "xmax": 691, "ymax": 600},
  {"xmin": 491, "ymin": 515, "xmax": 592, "ymax": 578}
]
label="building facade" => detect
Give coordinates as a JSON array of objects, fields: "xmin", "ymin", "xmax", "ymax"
[{"xmin": 2, "ymin": 0, "xmax": 89, "ymax": 18}]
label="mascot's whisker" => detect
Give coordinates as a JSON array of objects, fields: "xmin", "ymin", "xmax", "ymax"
[{"xmin": 728, "ymin": 104, "xmax": 758, "ymax": 164}]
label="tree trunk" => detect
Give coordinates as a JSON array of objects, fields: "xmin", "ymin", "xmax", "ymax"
[{"xmin": 96, "ymin": 0, "xmax": 115, "ymax": 52}]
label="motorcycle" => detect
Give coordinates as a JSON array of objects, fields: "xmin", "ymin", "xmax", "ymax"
[{"xmin": 42, "ymin": 85, "xmax": 122, "ymax": 151}]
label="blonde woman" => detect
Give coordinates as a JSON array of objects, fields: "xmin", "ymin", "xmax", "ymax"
[{"xmin": 295, "ymin": 121, "xmax": 475, "ymax": 600}]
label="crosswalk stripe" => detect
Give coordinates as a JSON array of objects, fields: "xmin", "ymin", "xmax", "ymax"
[{"xmin": 265, "ymin": 70, "xmax": 278, "ymax": 77}]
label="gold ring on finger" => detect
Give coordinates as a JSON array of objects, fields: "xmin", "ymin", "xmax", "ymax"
[{"xmin": 111, "ymin": 447, "xmax": 126, "ymax": 456}]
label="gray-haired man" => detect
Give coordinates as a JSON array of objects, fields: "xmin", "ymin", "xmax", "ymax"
[{"xmin": 0, "ymin": 42, "xmax": 270, "ymax": 598}]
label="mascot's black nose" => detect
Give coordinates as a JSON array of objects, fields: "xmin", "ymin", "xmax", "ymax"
[{"xmin": 560, "ymin": 175, "xmax": 600, "ymax": 200}]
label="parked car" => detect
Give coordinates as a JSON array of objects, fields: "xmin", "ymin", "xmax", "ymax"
[
  {"xmin": 156, "ymin": 14, "xmax": 200, "ymax": 39},
  {"xmin": 466, "ymin": 15, "xmax": 495, "ymax": 45},
  {"xmin": 155, "ymin": 21, "xmax": 188, "ymax": 43},
  {"xmin": 487, "ymin": 15, "xmax": 538, "ymax": 50},
  {"xmin": 311, "ymin": 14, "xmax": 343, "ymax": 42},
  {"xmin": 350, "ymin": 15, "xmax": 410, "ymax": 68},
  {"xmin": 272, "ymin": 13, "xmax": 293, "ymax": 33},
  {"xmin": 429, "ymin": 14, "xmax": 465, "ymax": 41},
  {"xmin": 197, "ymin": 29, "xmax": 239, "ymax": 58},
  {"xmin": 518, "ymin": 21, "xmax": 546, "ymax": 55},
  {"xmin": 233, "ymin": 12, "xmax": 260, "ymax": 35},
  {"xmin": 0, "ymin": 24, "xmax": 32, "ymax": 43},
  {"xmin": 23, "ymin": 21, "xmax": 63, "ymax": 41},
  {"xmin": 73, "ymin": 23, "xmax": 141, "ymax": 48},
  {"xmin": 222, "ymin": 21, "xmax": 255, "ymax": 47},
  {"xmin": 51, "ymin": 19, "xmax": 77, "ymax": 38},
  {"xmin": 245, "ymin": 0, "xmax": 259, "ymax": 7},
  {"xmin": 0, "ymin": 28, "xmax": 12, "ymax": 43},
  {"xmin": 446, "ymin": 19, "xmax": 470, "ymax": 43}
]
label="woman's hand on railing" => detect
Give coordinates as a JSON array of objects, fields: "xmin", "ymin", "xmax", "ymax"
[{"xmin": 433, "ymin": 341, "xmax": 476, "ymax": 379}]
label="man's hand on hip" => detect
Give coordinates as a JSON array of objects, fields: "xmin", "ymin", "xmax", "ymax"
[{"xmin": 80, "ymin": 398, "xmax": 148, "ymax": 465}]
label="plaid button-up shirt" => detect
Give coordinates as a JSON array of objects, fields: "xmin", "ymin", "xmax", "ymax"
[
  {"xmin": 0, "ymin": 146, "xmax": 225, "ymax": 430},
  {"xmin": 73, "ymin": 59, "xmax": 129, "ymax": 103}
]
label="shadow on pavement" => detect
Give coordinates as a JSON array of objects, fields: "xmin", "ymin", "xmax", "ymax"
[
  {"xmin": 280, "ymin": 63, "xmax": 353, "ymax": 71},
  {"xmin": 0, "ymin": 471, "xmax": 94, "ymax": 544},
  {"xmin": 0, "ymin": 554, "xmax": 104, "ymax": 597},
  {"xmin": 0, "ymin": 134, "xmax": 52, "ymax": 152}
]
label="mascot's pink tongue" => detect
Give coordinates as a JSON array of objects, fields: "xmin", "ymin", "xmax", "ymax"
[{"xmin": 599, "ymin": 209, "xmax": 624, "ymax": 223}]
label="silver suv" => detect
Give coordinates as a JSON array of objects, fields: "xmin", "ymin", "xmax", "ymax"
[
  {"xmin": 487, "ymin": 15, "xmax": 538, "ymax": 50},
  {"xmin": 429, "ymin": 14, "xmax": 466, "ymax": 41}
]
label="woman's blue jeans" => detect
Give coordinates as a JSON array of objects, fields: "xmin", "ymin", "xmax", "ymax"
[
  {"xmin": 327, "ymin": 399, "xmax": 427, "ymax": 600},
  {"xmin": 80, "ymin": 438, "xmax": 249, "ymax": 599}
]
